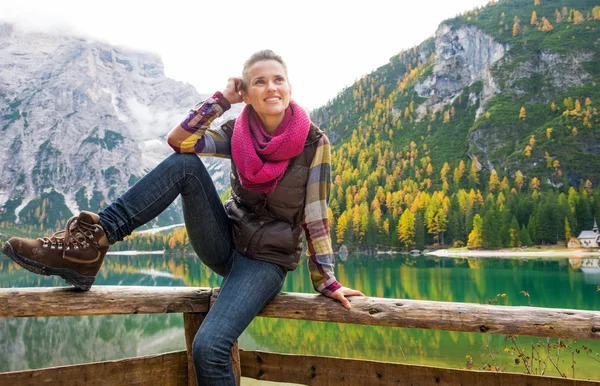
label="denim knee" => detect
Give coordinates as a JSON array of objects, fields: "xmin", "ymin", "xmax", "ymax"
[
  {"xmin": 165, "ymin": 152, "xmax": 205, "ymax": 172},
  {"xmin": 192, "ymin": 328, "xmax": 231, "ymax": 371}
]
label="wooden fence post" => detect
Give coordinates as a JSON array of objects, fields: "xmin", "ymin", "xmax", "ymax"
[
  {"xmin": 183, "ymin": 313, "xmax": 241, "ymax": 386},
  {"xmin": 183, "ymin": 312, "xmax": 206, "ymax": 386}
]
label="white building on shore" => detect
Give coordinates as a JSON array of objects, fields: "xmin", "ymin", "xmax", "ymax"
[{"xmin": 574, "ymin": 218, "xmax": 600, "ymax": 248}]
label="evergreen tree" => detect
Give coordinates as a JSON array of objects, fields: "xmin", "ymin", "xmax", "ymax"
[
  {"xmin": 519, "ymin": 224, "xmax": 532, "ymax": 246},
  {"xmin": 509, "ymin": 216, "xmax": 521, "ymax": 247},
  {"xmin": 499, "ymin": 209, "xmax": 512, "ymax": 247},
  {"xmin": 576, "ymin": 192, "xmax": 594, "ymax": 232},
  {"xmin": 538, "ymin": 193, "xmax": 559, "ymax": 244},
  {"xmin": 482, "ymin": 208, "xmax": 502, "ymax": 249},
  {"xmin": 527, "ymin": 213, "xmax": 539, "ymax": 244},
  {"xmin": 415, "ymin": 211, "xmax": 425, "ymax": 250},
  {"xmin": 447, "ymin": 195, "xmax": 465, "ymax": 245}
]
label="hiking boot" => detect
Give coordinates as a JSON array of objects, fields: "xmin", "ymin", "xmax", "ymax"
[{"xmin": 2, "ymin": 211, "xmax": 110, "ymax": 290}]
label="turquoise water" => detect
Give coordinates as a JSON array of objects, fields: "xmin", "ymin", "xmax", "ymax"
[{"xmin": 0, "ymin": 253, "xmax": 599, "ymax": 380}]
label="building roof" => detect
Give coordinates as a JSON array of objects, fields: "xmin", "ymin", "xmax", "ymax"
[{"xmin": 577, "ymin": 231, "xmax": 600, "ymax": 239}]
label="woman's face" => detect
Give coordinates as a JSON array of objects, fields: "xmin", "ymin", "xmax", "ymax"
[{"xmin": 242, "ymin": 60, "xmax": 291, "ymax": 124}]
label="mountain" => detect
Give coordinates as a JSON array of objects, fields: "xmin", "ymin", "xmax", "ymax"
[
  {"xmin": 310, "ymin": 0, "xmax": 600, "ymax": 250},
  {"xmin": 0, "ymin": 23, "xmax": 234, "ymax": 230},
  {"xmin": 313, "ymin": 0, "xmax": 599, "ymax": 186}
]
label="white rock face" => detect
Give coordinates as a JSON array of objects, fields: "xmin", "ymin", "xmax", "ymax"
[
  {"xmin": 0, "ymin": 23, "xmax": 234, "ymax": 223},
  {"xmin": 415, "ymin": 24, "xmax": 506, "ymax": 117},
  {"xmin": 414, "ymin": 23, "xmax": 593, "ymax": 120}
]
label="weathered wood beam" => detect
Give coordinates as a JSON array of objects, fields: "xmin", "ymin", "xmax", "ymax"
[
  {"xmin": 239, "ymin": 350, "xmax": 600, "ymax": 386},
  {"xmin": 0, "ymin": 286, "xmax": 211, "ymax": 317},
  {"xmin": 255, "ymin": 292, "xmax": 600, "ymax": 341},
  {"xmin": 2, "ymin": 349, "xmax": 599, "ymax": 386},
  {"xmin": 0, "ymin": 351, "xmax": 188, "ymax": 386},
  {"xmin": 2, "ymin": 287, "xmax": 599, "ymax": 341},
  {"xmin": 183, "ymin": 312, "xmax": 206, "ymax": 386}
]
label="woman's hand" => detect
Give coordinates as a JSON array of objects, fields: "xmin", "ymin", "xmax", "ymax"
[
  {"xmin": 327, "ymin": 286, "xmax": 365, "ymax": 310},
  {"xmin": 222, "ymin": 77, "xmax": 244, "ymax": 105}
]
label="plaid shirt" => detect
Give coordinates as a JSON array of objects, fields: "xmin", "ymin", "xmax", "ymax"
[{"xmin": 167, "ymin": 92, "xmax": 341, "ymax": 296}]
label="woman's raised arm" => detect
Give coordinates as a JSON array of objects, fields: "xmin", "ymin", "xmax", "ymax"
[{"xmin": 167, "ymin": 78, "xmax": 243, "ymax": 156}]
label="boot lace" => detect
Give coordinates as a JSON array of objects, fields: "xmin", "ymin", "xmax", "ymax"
[{"xmin": 38, "ymin": 215, "xmax": 100, "ymax": 253}]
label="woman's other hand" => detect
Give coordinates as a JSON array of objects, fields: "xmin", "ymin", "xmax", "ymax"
[
  {"xmin": 327, "ymin": 286, "xmax": 365, "ymax": 310},
  {"xmin": 222, "ymin": 77, "xmax": 244, "ymax": 104}
]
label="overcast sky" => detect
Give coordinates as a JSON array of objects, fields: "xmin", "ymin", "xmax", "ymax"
[{"xmin": 1, "ymin": 0, "xmax": 489, "ymax": 110}]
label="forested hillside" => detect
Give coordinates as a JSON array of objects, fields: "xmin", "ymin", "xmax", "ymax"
[{"xmin": 311, "ymin": 0, "xmax": 600, "ymax": 251}]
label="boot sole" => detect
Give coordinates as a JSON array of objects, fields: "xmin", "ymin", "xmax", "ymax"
[{"xmin": 2, "ymin": 242, "xmax": 95, "ymax": 291}]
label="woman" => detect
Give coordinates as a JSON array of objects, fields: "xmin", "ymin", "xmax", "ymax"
[{"xmin": 2, "ymin": 49, "xmax": 363, "ymax": 385}]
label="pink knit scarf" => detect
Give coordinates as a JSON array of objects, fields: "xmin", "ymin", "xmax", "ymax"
[{"xmin": 231, "ymin": 100, "xmax": 311, "ymax": 194}]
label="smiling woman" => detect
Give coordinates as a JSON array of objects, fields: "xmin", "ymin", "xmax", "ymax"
[{"xmin": 2, "ymin": 49, "xmax": 364, "ymax": 386}]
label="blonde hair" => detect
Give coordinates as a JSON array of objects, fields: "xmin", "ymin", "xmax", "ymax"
[{"xmin": 242, "ymin": 49, "xmax": 288, "ymax": 91}]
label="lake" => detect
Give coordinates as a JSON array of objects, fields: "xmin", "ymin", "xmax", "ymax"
[{"xmin": 1, "ymin": 253, "xmax": 599, "ymax": 381}]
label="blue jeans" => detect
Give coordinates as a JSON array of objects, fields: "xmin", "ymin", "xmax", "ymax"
[{"xmin": 98, "ymin": 153, "xmax": 286, "ymax": 385}]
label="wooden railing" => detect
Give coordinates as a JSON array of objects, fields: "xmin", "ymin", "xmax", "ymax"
[{"xmin": 0, "ymin": 286, "xmax": 599, "ymax": 385}]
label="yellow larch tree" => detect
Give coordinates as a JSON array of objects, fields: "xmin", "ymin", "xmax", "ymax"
[
  {"xmin": 398, "ymin": 209, "xmax": 415, "ymax": 249},
  {"xmin": 454, "ymin": 160, "xmax": 466, "ymax": 186},
  {"xmin": 467, "ymin": 214, "xmax": 483, "ymax": 249},
  {"xmin": 500, "ymin": 176, "xmax": 510, "ymax": 192},
  {"xmin": 585, "ymin": 179, "xmax": 593, "ymax": 194},
  {"xmin": 515, "ymin": 170, "xmax": 525, "ymax": 191},
  {"xmin": 531, "ymin": 11, "xmax": 538, "ymax": 25},
  {"xmin": 488, "ymin": 170, "xmax": 500, "ymax": 193},
  {"xmin": 541, "ymin": 17, "xmax": 553, "ymax": 31},
  {"xmin": 545, "ymin": 152, "xmax": 553, "ymax": 168},
  {"xmin": 553, "ymin": 159, "xmax": 561, "ymax": 174},
  {"xmin": 519, "ymin": 106, "xmax": 527, "ymax": 119},
  {"xmin": 469, "ymin": 157, "xmax": 480, "ymax": 185},
  {"xmin": 564, "ymin": 218, "xmax": 572, "ymax": 242},
  {"xmin": 443, "ymin": 110, "xmax": 451, "ymax": 123},
  {"xmin": 336, "ymin": 212, "xmax": 349, "ymax": 244}
]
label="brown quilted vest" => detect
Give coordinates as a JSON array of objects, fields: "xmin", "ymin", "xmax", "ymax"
[{"xmin": 223, "ymin": 119, "xmax": 324, "ymax": 270}]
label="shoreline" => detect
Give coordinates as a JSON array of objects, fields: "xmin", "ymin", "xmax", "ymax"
[{"xmin": 426, "ymin": 249, "xmax": 600, "ymax": 257}]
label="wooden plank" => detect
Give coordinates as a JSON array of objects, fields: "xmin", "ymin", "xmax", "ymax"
[
  {"xmin": 0, "ymin": 286, "xmax": 211, "ymax": 317},
  {"xmin": 256, "ymin": 292, "xmax": 600, "ymax": 341},
  {"xmin": 3, "ymin": 287, "xmax": 599, "ymax": 341},
  {"xmin": 239, "ymin": 350, "xmax": 600, "ymax": 386},
  {"xmin": 0, "ymin": 351, "xmax": 188, "ymax": 386},
  {"xmin": 184, "ymin": 312, "xmax": 206, "ymax": 386},
  {"xmin": 231, "ymin": 341, "xmax": 241, "ymax": 386}
]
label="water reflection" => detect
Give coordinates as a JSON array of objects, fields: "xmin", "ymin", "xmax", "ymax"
[
  {"xmin": 578, "ymin": 258, "xmax": 600, "ymax": 285},
  {"xmin": 1, "ymin": 253, "xmax": 599, "ymax": 380}
]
